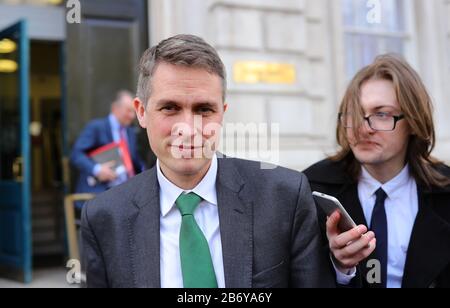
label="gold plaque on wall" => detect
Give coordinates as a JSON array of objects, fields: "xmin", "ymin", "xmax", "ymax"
[{"xmin": 233, "ymin": 61, "xmax": 296, "ymax": 84}]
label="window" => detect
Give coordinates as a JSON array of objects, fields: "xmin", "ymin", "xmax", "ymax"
[{"xmin": 342, "ymin": 0, "xmax": 409, "ymax": 78}]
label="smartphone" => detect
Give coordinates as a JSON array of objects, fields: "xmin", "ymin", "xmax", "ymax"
[{"xmin": 312, "ymin": 191, "xmax": 357, "ymax": 232}]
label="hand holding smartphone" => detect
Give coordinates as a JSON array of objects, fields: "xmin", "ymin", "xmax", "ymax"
[{"xmin": 312, "ymin": 191, "xmax": 357, "ymax": 232}]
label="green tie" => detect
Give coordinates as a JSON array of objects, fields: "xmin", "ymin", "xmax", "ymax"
[{"xmin": 176, "ymin": 193, "xmax": 218, "ymax": 288}]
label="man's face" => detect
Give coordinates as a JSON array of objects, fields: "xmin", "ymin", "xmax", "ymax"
[
  {"xmin": 347, "ymin": 79, "xmax": 411, "ymax": 171},
  {"xmin": 135, "ymin": 62, "xmax": 227, "ymax": 178},
  {"xmin": 113, "ymin": 94, "xmax": 136, "ymax": 127}
]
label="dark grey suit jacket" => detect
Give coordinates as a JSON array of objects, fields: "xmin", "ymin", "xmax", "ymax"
[{"xmin": 81, "ymin": 156, "xmax": 335, "ymax": 288}]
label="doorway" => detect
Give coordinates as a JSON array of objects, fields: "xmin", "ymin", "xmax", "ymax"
[
  {"xmin": 29, "ymin": 41, "xmax": 65, "ymax": 264},
  {"xmin": 0, "ymin": 28, "xmax": 66, "ymax": 282}
]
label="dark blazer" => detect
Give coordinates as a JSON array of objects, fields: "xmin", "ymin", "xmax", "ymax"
[
  {"xmin": 304, "ymin": 159, "xmax": 450, "ymax": 288},
  {"xmin": 81, "ymin": 156, "xmax": 336, "ymax": 288},
  {"xmin": 70, "ymin": 117, "xmax": 145, "ymax": 197}
]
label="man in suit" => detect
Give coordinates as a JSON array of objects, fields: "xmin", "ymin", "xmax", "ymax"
[
  {"xmin": 70, "ymin": 90, "xmax": 146, "ymax": 205},
  {"xmin": 81, "ymin": 34, "xmax": 336, "ymax": 288},
  {"xmin": 304, "ymin": 54, "xmax": 450, "ymax": 288}
]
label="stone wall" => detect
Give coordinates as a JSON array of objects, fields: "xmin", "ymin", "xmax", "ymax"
[{"xmin": 148, "ymin": 0, "xmax": 450, "ymax": 169}]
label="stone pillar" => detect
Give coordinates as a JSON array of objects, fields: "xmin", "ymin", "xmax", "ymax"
[{"xmin": 415, "ymin": 0, "xmax": 450, "ymax": 163}]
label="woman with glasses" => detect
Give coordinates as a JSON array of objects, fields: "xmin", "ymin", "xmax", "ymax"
[{"xmin": 304, "ymin": 54, "xmax": 450, "ymax": 288}]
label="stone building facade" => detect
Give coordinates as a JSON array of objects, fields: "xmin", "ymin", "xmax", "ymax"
[{"xmin": 148, "ymin": 0, "xmax": 450, "ymax": 171}]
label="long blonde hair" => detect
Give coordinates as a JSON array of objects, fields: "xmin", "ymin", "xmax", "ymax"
[{"xmin": 331, "ymin": 54, "xmax": 450, "ymax": 188}]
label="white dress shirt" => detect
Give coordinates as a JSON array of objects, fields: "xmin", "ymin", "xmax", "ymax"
[
  {"xmin": 158, "ymin": 154, "xmax": 226, "ymax": 288},
  {"xmin": 358, "ymin": 164, "xmax": 419, "ymax": 288}
]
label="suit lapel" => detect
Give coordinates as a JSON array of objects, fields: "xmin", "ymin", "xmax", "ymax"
[
  {"xmin": 337, "ymin": 183, "xmax": 368, "ymax": 226},
  {"xmin": 338, "ymin": 182, "xmax": 378, "ymax": 287},
  {"xmin": 126, "ymin": 127, "xmax": 136, "ymax": 159},
  {"xmin": 216, "ymin": 158, "xmax": 254, "ymax": 288},
  {"xmin": 402, "ymin": 188, "xmax": 450, "ymax": 288},
  {"xmin": 127, "ymin": 168, "xmax": 161, "ymax": 287},
  {"xmin": 338, "ymin": 177, "xmax": 450, "ymax": 288},
  {"xmin": 104, "ymin": 117, "xmax": 114, "ymax": 143},
  {"xmin": 122, "ymin": 158, "xmax": 255, "ymax": 288}
]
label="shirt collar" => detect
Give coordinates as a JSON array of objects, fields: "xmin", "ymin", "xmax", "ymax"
[
  {"xmin": 360, "ymin": 164, "xmax": 411, "ymax": 200},
  {"xmin": 109, "ymin": 113, "xmax": 122, "ymax": 130},
  {"xmin": 157, "ymin": 154, "xmax": 218, "ymax": 217}
]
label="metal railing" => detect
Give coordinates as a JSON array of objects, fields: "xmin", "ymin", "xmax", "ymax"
[{"xmin": 64, "ymin": 193, "xmax": 94, "ymax": 261}]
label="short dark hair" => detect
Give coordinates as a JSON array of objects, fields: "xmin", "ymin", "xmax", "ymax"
[
  {"xmin": 112, "ymin": 90, "xmax": 134, "ymax": 107},
  {"xmin": 136, "ymin": 34, "xmax": 227, "ymax": 106}
]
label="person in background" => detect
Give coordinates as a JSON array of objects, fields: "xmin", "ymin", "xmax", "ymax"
[
  {"xmin": 304, "ymin": 54, "xmax": 450, "ymax": 288},
  {"xmin": 70, "ymin": 90, "xmax": 146, "ymax": 208}
]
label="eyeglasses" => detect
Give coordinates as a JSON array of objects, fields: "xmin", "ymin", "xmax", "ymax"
[{"xmin": 339, "ymin": 112, "xmax": 405, "ymax": 132}]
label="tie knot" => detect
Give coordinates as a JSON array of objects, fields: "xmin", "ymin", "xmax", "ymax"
[
  {"xmin": 176, "ymin": 193, "xmax": 202, "ymax": 216},
  {"xmin": 375, "ymin": 188, "xmax": 387, "ymax": 202}
]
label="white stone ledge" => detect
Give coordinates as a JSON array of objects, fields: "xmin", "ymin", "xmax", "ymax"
[{"xmin": 208, "ymin": 0, "xmax": 306, "ymax": 12}]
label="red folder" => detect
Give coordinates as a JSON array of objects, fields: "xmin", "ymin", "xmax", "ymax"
[{"xmin": 88, "ymin": 141, "xmax": 134, "ymax": 178}]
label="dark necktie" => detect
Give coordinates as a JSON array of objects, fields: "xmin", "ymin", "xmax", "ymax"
[{"xmin": 371, "ymin": 188, "xmax": 388, "ymax": 288}]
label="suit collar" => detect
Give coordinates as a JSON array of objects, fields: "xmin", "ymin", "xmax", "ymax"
[
  {"xmin": 337, "ymin": 182, "xmax": 368, "ymax": 227},
  {"xmin": 304, "ymin": 159, "xmax": 353, "ymax": 185},
  {"xmin": 422, "ymin": 183, "xmax": 450, "ymax": 195},
  {"xmin": 307, "ymin": 159, "xmax": 450, "ymax": 288},
  {"xmin": 216, "ymin": 155, "xmax": 245, "ymax": 193},
  {"xmin": 127, "ymin": 168, "xmax": 161, "ymax": 287},
  {"xmin": 107, "ymin": 114, "xmax": 132, "ymax": 142},
  {"xmin": 104, "ymin": 116, "xmax": 114, "ymax": 142},
  {"xmin": 108, "ymin": 113, "xmax": 121, "ymax": 131},
  {"xmin": 125, "ymin": 156, "xmax": 255, "ymax": 288},
  {"xmin": 336, "ymin": 171, "xmax": 450, "ymax": 288},
  {"xmin": 402, "ymin": 186, "xmax": 450, "ymax": 288},
  {"xmin": 216, "ymin": 157, "xmax": 253, "ymax": 288},
  {"xmin": 340, "ymin": 182, "xmax": 450, "ymax": 289},
  {"xmin": 423, "ymin": 164, "xmax": 450, "ymax": 194},
  {"xmin": 307, "ymin": 159, "xmax": 450, "ymax": 194}
]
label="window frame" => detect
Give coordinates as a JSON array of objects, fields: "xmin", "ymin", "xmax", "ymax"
[{"xmin": 339, "ymin": 0, "xmax": 418, "ymax": 81}]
